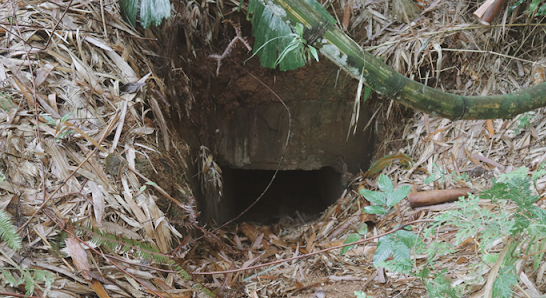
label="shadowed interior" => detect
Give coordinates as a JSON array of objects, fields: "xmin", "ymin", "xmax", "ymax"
[{"xmin": 221, "ymin": 167, "xmax": 342, "ymax": 224}]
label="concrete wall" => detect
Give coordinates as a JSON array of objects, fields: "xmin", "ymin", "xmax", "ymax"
[
  {"xmin": 199, "ymin": 100, "xmax": 375, "ymax": 223},
  {"xmin": 215, "ymin": 100, "xmax": 375, "ymax": 173}
]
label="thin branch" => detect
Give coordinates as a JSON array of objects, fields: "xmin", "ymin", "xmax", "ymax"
[{"xmin": 208, "ymin": 20, "xmax": 252, "ymax": 76}]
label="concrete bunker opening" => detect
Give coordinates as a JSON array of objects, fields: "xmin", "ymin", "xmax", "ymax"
[{"xmin": 222, "ymin": 167, "xmax": 342, "ymax": 224}]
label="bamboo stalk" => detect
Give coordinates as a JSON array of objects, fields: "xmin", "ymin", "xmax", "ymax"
[
  {"xmin": 407, "ymin": 188, "xmax": 471, "ymax": 208},
  {"xmin": 473, "ymin": 0, "xmax": 497, "ymax": 19},
  {"xmin": 474, "ymin": 0, "xmax": 508, "ymax": 25},
  {"xmin": 258, "ymin": 0, "xmax": 546, "ymax": 120}
]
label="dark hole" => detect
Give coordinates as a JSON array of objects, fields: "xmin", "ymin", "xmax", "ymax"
[{"xmin": 223, "ymin": 167, "xmax": 342, "ymax": 224}]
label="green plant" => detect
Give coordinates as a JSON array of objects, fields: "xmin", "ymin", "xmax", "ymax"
[
  {"xmin": 0, "ymin": 209, "xmax": 21, "ymax": 251},
  {"xmin": 424, "ymin": 163, "xmax": 448, "ymax": 184},
  {"xmin": 0, "ymin": 93, "xmax": 17, "ymax": 111},
  {"xmin": 425, "ymin": 163, "xmax": 471, "ymax": 187},
  {"xmin": 34, "ymin": 112, "xmax": 75, "ymax": 142},
  {"xmin": 0, "ymin": 209, "xmax": 54, "ymax": 297},
  {"xmin": 509, "ymin": 0, "xmax": 546, "ymax": 16},
  {"xmin": 139, "ymin": 181, "xmax": 157, "ymax": 192},
  {"xmin": 118, "ymin": 0, "xmax": 170, "ymax": 29},
  {"xmin": 247, "ymin": 0, "xmax": 334, "ymax": 71},
  {"xmin": 341, "ymin": 175, "xmax": 411, "ymax": 256},
  {"xmin": 354, "ymin": 290, "xmax": 367, "ymax": 298},
  {"xmin": 275, "ymin": 23, "xmax": 319, "ymax": 67},
  {"xmin": 341, "ymin": 222, "xmax": 367, "ymax": 255},
  {"xmin": 513, "ymin": 111, "xmax": 535, "ymax": 134},
  {"xmin": 0, "ymin": 267, "xmax": 54, "ymax": 297},
  {"xmin": 75, "ymin": 225, "xmax": 168, "ymax": 263},
  {"xmin": 360, "ymin": 174, "xmax": 412, "ymax": 215},
  {"xmin": 72, "ymin": 224, "xmax": 217, "ymax": 297},
  {"xmin": 361, "ymin": 165, "xmax": 546, "ymax": 298},
  {"xmin": 245, "ymin": 21, "xmax": 319, "ymax": 70}
]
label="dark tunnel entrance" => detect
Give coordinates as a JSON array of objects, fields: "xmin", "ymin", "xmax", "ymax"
[{"xmin": 222, "ymin": 167, "xmax": 342, "ymax": 224}]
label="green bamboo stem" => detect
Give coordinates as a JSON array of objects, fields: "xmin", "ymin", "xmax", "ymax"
[{"xmin": 259, "ymin": 0, "xmax": 546, "ymax": 120}]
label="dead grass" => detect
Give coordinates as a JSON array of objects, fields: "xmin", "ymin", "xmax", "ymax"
[
  {"xmin": 2, "ymin": 0, "xmax": 546, "ymax": 297},
  {"xmin": 0, "ymin": 0, "xmax": 197, "ymax": 297}
]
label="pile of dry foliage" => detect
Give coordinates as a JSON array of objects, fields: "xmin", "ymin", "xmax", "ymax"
[{"xmin": 2, "ymin": 0, "xmax": 546, "ymax": 297}]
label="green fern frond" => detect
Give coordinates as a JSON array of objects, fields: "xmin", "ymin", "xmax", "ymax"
[
  {"xmin": 0, "ymin": 209, "xmax": 22, "ymax": 251},
  {"xmin": 71, "ymin": 224, "xmax": 214, "ymax": 296},
  {"xmin": 2, "ymin": 268, "xmax": 19, "ymax": 286},
  {"xmin": 75, "ymin": 224, "xmax": 168, "ymax": 263},
  {"xmin": 0, "ymin": 267, "xmax": 54, "ymax": 297},
  {"xmin": 23, "ymin": 272, "xmax": 34, "ymax": 296},
  {"xmin": 493, "ymin": 266, "xmax": 518, "ymax": 298},
  {"xmin": 168, "ymin": 260, "xmax": 217, "ymax": 298}
]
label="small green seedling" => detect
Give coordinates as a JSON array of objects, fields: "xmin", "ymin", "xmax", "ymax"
[
  {"xmin": 275, "ymin": 23, "xmax": 319, "ymax": 67},
  {"xmin": 340, "ymin": 222, "xmax": 368, "ymax": 255},
  {"xmin": 360, "ymin": 174, "xmax": 412, "ymax": 215},
  {"xmin": 139, "ymin": 181, "xmax": 157, "ymax": 192},
  {"xmin": 34, "ymin": 112, "xmax": 75, "ymax": 142},
  {"xmin": 341, "ymin": 175, "xmax": 411, "ymax": 256}
]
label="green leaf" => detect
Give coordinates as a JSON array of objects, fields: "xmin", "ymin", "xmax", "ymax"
[
  {"xmin": 496, "ymin": 166, "xmax": 528, "ymax": 183},
  {"xmin": 373, "ymin": 235, "xmax": 394, "ymax": 266},
  {"xmin": 492, "ymin": 266, "xmax": 518, "ymax": 298},
  {"xmin": 534, "ymin": 240, "xmax": 546, "ymax": 270},
  {"xmin": 530, "ymin": 206, "xmax": 546, "ymax": 224},
  {"xmin": 2, "ymin": 269, "xmax": 20, "ymax": 287},
  {"xmin": 275, "ymin": 40, "xmax": 304, "ymax": 67},
  {"xmin": 60, "ymin": 111, "xmax": 73, "ymax": 124},
  {"xmin": 508, "ymin": 0, "xmax": 525, "ymax": 14},
  {"xmin": 528, "ymin": 222, "xmax": 546, "ymax": 236},
  {"xmin": 308, "ymin": 46, "xmax": 319, "ymax": 62},
  {"xmin": 532, "ymin": 162, "xmax": 546, "ymax": 183},
  {"xmin": 362, "ymin": 86, "xmax": 372, "ymax": 103},
  {"xmin": 139, "ymin": 0, "xmax": 171, "ymax": 28},
  {"xmin": 424, "ymin": 173, "xmax": 437, "ymax": 184},
  {"xmin": 424, "ymin": 269, "xmax": 460, "ymax": 298},
  {"xmin": 378, "ymin": 257, "xmax": 414, "ymax": 275},
  {"xmin": 538, "ymin": 3, "xmax": 546, "ymax": 15},
  {"xmin": 391, "ymin": 239, "xmax": 411, "ymax": 262},
  {"xmin": 393, "ymin": 230, "xmax": 419, "ymax": 249},
  {"xmin": 55, "ymin": 129, "xmax": 75, "ymax": 141},
  {"xmin": 377, "ymin": 174, "xmax": 393, "ymax": 192},
  {"xmin": 357, "ymin": 222, "xmax": 368, "ymax": 235},
  {"xmin": 359, "ymin": 189, "xmax": 386, "ymax": 205},
  {"xmin": 341, "ymin": 233, "xmax": 361, "ymax": 255},
  {"xmin": 529, "ymin": 0, "xmax": 541, "ymax": 16},
  {"xmin": 23, "ymin": 271, "xmax": 35, "ymax": 296},
  {"xmin": 363, "ymin": 205, "xmax": 386, "ymax": 215},
  {"xmin": 119, "ymin": 0, "xmax": 139, "ymax": 27},
  {"xmin": 386, "ymin": 185, "xmax": 411, "ymax": 208},
  {"xmin": 482, "ymin": 254, "xmax": 499, "ymax": 264},
  {"xmin": 296, "ymin": 23, "xmax": 304, "ymax": 36},
  {"xmin": 248, "ymin": 0, "xmax": 306, "ymax": 70},
  {"xmin": 304, "ymin": 0, "xmax": 336, "ymax": 24},
  {"xmin": 418, "ymin": 267, "xmax": 430, "ymax": 279},
  {"xmin": 354, "ymin": 291, "xmax": 367, "ymax": 298},
  {"xmin": 0, "ymin": 209, "xmax": 22, "ymax": 251},
  {"xmin": 40, "ymin": 114, "xmax": 55, "ymax": 126}
]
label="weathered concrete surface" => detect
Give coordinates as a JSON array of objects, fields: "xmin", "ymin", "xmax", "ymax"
[
  {"xmin": 199, "ymin": 99, "xmax": 375, "ymax": 224},
  {"xmin": 177, "ymin": 47, "xmax": 377, "ymax": 224},
  {"xmin": 215, "ymin": 100, "xmax": 375, "ymax": 174}
]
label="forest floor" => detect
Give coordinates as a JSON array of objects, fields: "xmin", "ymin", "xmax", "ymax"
[{"xmin": 1, "ymin": 0, "xmax": 546, "ymax": 297}]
